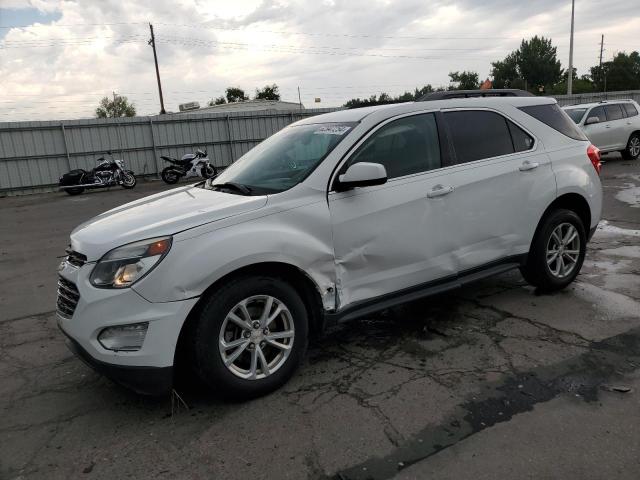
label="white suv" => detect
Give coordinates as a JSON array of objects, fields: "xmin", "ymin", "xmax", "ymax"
[
  {"xmin": 57, "ymin": 90, "xmax": 602, "ymax": 398},
  {"xmin": 563, "ymin": 100, "xmax": 640, "ymax": 160}
]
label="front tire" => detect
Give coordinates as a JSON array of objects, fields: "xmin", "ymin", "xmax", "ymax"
[
  {"xmin": 190, "ymin": 276, "xmax": 308, "ymax": 399},
  {"xmin": 161, "ymin": 167, "xmax": 181, "ymax": 184},
  {"xmin": 121, "ymin": 171, "xmax": 137, "ymax": 189},
  {"xmin": 202, "ymin": 164, "xmax": 217, "ymax": 179},
  {"xmin": 621, "ymin": 133, "xmax": 640, "ymax": 160},
  {"xmin": 520, "ymin": 209, "xmax": 586, "ymax": 292}
]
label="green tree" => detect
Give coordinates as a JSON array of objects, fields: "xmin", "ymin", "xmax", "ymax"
[
  {"xmin": 95, "ymin": 95, "xmax": 136, "ymax": 118},
  {"xmin": 490, "ymin": 36, "xmax": 561, "ymax": 92},
  {"xmin": 225, "ymin": 87, "xmax": 249, "ymax": 103},
  {"xmin": 254, "ymin": 84, "xmax": 281, "ymax": 100},
  {"xmin": 448, "ymin": 71, "xmax": 480, "ymax": 90},
  {"xmin": 207, "ymin": 96, "xmax": 227, "ymax": 106},
  {"xmin": 517, "ymin": 36, "xmax": 562, "ymax": 89},
  {"xmin": 343, "ymin": 84, "xmax": 435, "ymax": 108},
  {"xmin": 491, "ymin": 52, "xmax": 521, "ymax": 89},
  {"xmin": 590, "ymin": 51, "xmax": 640, "ymax": 91}
]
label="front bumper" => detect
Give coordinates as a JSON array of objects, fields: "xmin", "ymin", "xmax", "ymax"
[
  {"xmin": 57, "ymin": 260, "xmax": 198, "ymax": 394},
  {"xmin": 63, "ymin": 331, "xmax": 173, "ymax": 395}
]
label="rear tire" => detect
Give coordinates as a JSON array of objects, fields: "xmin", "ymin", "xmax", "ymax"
[
  {"xmin": 161, "ymin": 167, "xmax": 180, "ymax": 184},
  {"xmin": 621, "ymin": 133, "xmax": 640, "ymax": 160},
  {"xmin": 520, "ymin": 209, "xmax": 586, "ymax": 292},
  {"xmin": 65, "ymin": 187, "xmax": 84, "ymax": 196},
  {"xmin": 189, "ymin": 276, "xmax": 308, "ymax": 399}
]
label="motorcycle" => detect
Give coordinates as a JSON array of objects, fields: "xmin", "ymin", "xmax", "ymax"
[
  {"xmin": 160, "ymin": 149, "xmax": 217, "ymax": 184},
  {"xmin": 59, "ymin": 151, "xmax": 136, "ymax": 196}
]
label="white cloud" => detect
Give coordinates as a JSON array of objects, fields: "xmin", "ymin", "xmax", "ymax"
[{"xmin": 0, "ymin": 0, "xmax": 638, "ymax": 121}]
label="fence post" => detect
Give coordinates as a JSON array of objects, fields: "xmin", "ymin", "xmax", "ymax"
[
  {"xmin": 225, "ymin": 115, "xmax": 234, "ymax": 163},
  {"xmin": 149, "ymin": 118, "xmax": 160, "ymax": 177},
  {"xmin": 61, "ymin": 123, "xmax": 72, "ymax": 170}
]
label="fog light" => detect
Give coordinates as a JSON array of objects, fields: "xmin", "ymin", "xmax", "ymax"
[{"xmin": 98, "ymin": 322, "xmax": 148, "ymax": 351}]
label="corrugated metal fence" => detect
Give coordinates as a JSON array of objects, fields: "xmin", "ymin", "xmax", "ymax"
[
  {"xmin": 553, "ymin": 89, "xmax": 640, "ymax": 106},
  {"xmin": 3, "ymin": 90, "xmax": 640, "ymax": 196},
  {"xmin": 0, "ymin": 108, "xmax": 336, "ymax": 195}
]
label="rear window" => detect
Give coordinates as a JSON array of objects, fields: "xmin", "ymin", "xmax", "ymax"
[
  {"xmin": 624, "ymin": 103, "xmax": 639, "ymax": 117},
  {"xmin": 519, "ymin": 104, "xmax": 587, "ymax": 141},
  {"xmin": 605, "ymin": 104, "xmax": 624, "ymax": 120},
  {"xmin": 565, "ymin": 108, "xmax": 587, "ymax": 124}
]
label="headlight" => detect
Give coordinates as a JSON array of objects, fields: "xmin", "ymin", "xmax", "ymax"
[{"xmin": 90, "ymin": 237, "xmax": 172, "ymax": 288}]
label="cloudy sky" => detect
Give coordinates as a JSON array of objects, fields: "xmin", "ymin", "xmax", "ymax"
[{"xmin": 1, "ymin": 0, "xmax": 638, "ymax": 121}]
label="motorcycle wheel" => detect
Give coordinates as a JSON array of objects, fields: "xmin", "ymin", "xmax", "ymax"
[
  {"xmin": 161, "ymin": 167, "xmax": 181, "ymax": 184},
  {"xmin": 203, "ymin": 164, "xmax": 217, "ymax": 179},
  {"xmin": 121, "ymin": 171, "xmax": 137, "ymax": 189},
  {"xmin": 65, "ymin": 187, "xmax": 85, "ymax": 196}
]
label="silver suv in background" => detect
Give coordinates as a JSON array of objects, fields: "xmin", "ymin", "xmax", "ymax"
[
  {"xmin": 563, "ymin": 100, "xmax": 640, "ymax": 160},
  {"xmin": 58, "ymin": 90, "xmax": 603, "ymax": 398}
]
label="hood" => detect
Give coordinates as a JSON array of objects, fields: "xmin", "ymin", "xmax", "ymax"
[{"xmin": 71, "ymin": 185, "xmax": 267, "ymax": 260}]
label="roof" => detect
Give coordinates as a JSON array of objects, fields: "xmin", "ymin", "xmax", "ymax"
[
  {"xmin": 179, "ymin": 99, "xmax": 304, "ymax": 114},
  {"xmin": 563, "ymin": 99, "xmax": 636, "ymax": 110},
  {"xmin": 295, "ymin": 95, "xmax": 557, "ymax": 125}
]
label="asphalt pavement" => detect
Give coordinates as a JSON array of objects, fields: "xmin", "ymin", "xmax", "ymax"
[{"xmin": 1, "ymin": 154, "xmax": 639, "ymax": 479}]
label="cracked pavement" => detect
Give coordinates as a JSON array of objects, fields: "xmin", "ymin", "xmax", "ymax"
[{"xmin": 1, "ymin": 155, "xmax": 639, "ymax": 480}]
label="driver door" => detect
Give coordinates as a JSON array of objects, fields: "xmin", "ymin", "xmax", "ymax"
[{"xmin": 328, "ymin": 112, "xmax": 456, "ymax": 309}]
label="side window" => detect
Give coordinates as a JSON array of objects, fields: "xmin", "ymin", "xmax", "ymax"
[
  {"xmin": 589, "ymin": 106, "xmax": 606, "ymax": 122},
  {"xmin": 624, "ymin": 103, "xmax": 639, "ymax": 117},
  {"xmin": 507, "ymin": 120, "xmax": 534, "ymax": 152},
  {"xmin": 348, "ymin": 113, "xmax": 441, "ymax": 179},
  {"xmin": 605, "ymin": 104, "xmax": 624, "ymax": 121},
  {"xmin": 444, "ymin": 110, "xmax": 514, "ymax": 163}
]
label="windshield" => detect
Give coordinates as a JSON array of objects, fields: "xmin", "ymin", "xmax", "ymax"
[
  {"xmin": 564, "ymin": 108, "xmax": 587, "ymax": 124},
  {"xmin": 205, "ymin": 122, "xmax": 355, "ymax": 194}
]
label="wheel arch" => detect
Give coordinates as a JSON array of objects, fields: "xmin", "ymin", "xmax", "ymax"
[
  {"xmin": 174, "ymin": 261, "xmax": 326, "ymax": 368},
  {"xmin": 532, "ymin": 192, "xmax": 592, "ymax": 249}
]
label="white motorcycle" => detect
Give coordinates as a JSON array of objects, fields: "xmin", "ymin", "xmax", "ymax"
[{"xmin": 160, "ymin": 149, "xmax": 217, "ymax": 184}]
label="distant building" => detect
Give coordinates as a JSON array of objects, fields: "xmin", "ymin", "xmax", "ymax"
[
  {"xmin": 176, "ymin": 99, "xmax": 304, "ymax": 114},
  {"xmin": 480, "ymin": 78, "xmax": 493, "ymax": 90}
]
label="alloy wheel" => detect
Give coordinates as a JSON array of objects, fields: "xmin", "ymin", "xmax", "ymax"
[
  {"xmin": 629, "ymin": 136, "xmax": 640, "ymax": 158},
  {"xmin": 218, "ymin": 295, "xmax": 294, "ymax": 380},
  {"xmin": 546, "ymin": 222, "xmax": 580, "ymax": 278}
]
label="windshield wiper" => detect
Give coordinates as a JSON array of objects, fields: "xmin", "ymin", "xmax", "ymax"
[{"xmin": 209, "ymin": 182, "xmax": 252, "ymax": 195}]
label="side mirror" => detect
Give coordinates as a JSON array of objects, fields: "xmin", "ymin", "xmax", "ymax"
[
  {"xmin": 336, "ymin": 162, "xmax": 387, "ymax": 191},
  {"xmin": 585, "ymin": 116, "xmax": 600, "ymax": 125}
]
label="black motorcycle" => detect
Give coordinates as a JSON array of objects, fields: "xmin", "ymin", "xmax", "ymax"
[
  {"xmin": 160, "ymin": 149, "xmax": 217, "ymax": 184},
  {"xmin": 59, "ymin": 152, "xmax": 136, "ymax": 195}
]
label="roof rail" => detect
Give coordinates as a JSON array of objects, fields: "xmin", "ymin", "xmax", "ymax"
[{"xmin": 418, "ymin": 89, "xmax": 534, "ymax": 102}]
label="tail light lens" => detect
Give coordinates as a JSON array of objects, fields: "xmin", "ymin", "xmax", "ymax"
[{"xmin": 587, "ymin": 144, "xmax": 601, "ymax": 175}]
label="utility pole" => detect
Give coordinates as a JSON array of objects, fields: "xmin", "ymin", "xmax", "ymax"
[
  {"xmin": 148, "ymin": 23, "xmax": 166, "ymax": 115},
  {"xmin": 599, "ymin": 34, "xmax": 604, "ymax": 68},
  {"xmin": 567, "ymin": 0, "xmax": 575, "ymax": 95},
  {"xmin": 297, "ymin": 86, "xmax": 302, "ymax": 110}
]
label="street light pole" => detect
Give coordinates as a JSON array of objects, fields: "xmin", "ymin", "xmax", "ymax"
[{"xmin": 567, "ymin": 0, "xmax": 575, "ymax": 95}]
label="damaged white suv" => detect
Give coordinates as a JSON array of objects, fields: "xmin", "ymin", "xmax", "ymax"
[{"xmin": 57, "ymin": 90, "xmax": 602, "ymax": 397}]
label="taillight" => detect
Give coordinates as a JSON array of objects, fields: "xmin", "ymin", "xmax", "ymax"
[{"xmin": 587, "ymin": 144, "xmax": 601, "ymax": 175}]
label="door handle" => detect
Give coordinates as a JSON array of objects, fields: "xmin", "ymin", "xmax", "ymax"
[
  {"xmin": 519, "ymin": 160, "xmax": 539, "ymax": 171},
  {"xmin": 427, "ymin": 184, "xmax": 454, "ymax": 198},
  {"xmin": 605, "ymin": 125, "xmax": 611, "ymax": 129}
]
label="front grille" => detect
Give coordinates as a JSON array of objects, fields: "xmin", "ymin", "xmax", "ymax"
[
  {"xmin": 65, "ymin": 248, "xmax": 87, "ymax": 268},
  {"xmin": 57, "ymin": 276, "xmax": 80, "ymax": 318}
]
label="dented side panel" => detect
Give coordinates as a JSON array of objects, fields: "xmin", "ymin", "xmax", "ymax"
[
  {"xmin": 328, "ymin": 171, "xmax": 457, "ymax": 308},
  {"xmin": 132, "ymin": 189, "xmax": 337, "ymax": 309}
]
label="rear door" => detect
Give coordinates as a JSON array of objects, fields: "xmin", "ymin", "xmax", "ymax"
[
  {"xmin": 328, "ymin": 112, "xmax": 456, "ymax": 308},
  {"xmin": 604, "ymin": 104, "xmax": 628, "ymax": 149},
  {"xmin": 583, "ymin": 106, "xmax": 612, "ymax": 150},
  {"xmin": 441, "ymin": 109, "xmax": 556, "ymax": 272}
]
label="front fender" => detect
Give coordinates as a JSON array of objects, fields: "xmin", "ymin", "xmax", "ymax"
[{"xmin": 132, "ymin": 201, "xmax": 336, "ymax": 309}]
